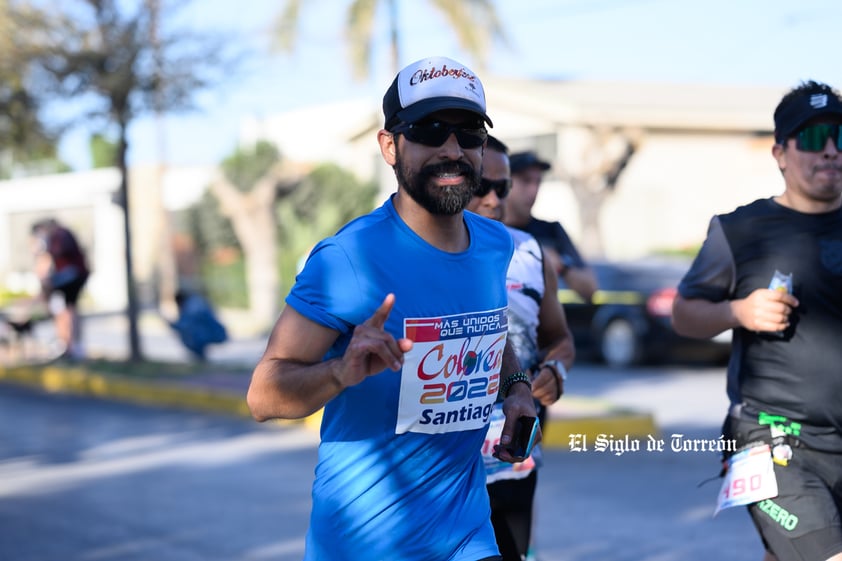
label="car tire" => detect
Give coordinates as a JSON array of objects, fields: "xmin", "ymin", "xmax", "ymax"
[{"xmin": 599, "ymin": 317, "xmax": 642, "ymax": 368}]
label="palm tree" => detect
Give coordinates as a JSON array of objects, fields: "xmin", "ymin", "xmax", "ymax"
[{"xmin": 273, "ymin": 0, "xmax": 507, "ymax": 79}]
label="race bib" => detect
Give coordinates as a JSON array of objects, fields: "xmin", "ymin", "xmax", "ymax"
[
  {"xmin": 396, "ymin": 309, "xmax": 507, "ymax": 434},
  {"xmin": 482, "ymin": 403, "xmax": 537, "ymax": 483},
  {"xmin": 714, "ymin": 444, "xmax": 778, "ymax": 516}
]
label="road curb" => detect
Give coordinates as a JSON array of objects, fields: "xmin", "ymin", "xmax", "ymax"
[
  {"xmin": 1, "ymin": 364, "xmax": 658, "ymax": 447},
  {"xmin": 543, "ymin": 397, "xmax": 659, "ymax": 449},
  {"xmin": 0, "ymin": 363, "xmax": 254, "ymax": 418}
]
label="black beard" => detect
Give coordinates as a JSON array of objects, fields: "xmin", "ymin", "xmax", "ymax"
[{"xmin": 395, "ymin": 151, "xmax": 480, "ymax": 216}]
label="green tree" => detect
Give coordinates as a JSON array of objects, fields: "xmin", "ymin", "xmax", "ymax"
[
  {"xmin": 276, "ymin": 163, "xmax": 378, "ymax": 291},
  {"xmin": 187, "ymin": 191, "xmax": 240, "ymax": 257},
  {"xmin": 179, "ymin": 191, "xmax": 244, "ymax": 309},
  {"xmin": 0, "ymin": 0, "xmax": 64, "ymax": 178},
  {"xmin": 23, "ymin": 0, "xmax": 236, "ymax": 360},
  {"xmin": 273, "ymin": 0, "xmax": 507, "ymax": 79},
  {"xmin": 206, "ymin": 142, "xmax": 378, "ymax": 330},
  {"xmin": 89, "ymin": 133, "xmax": 118, "ymax": 169}
]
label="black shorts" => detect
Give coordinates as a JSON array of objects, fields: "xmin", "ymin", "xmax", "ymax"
[
  {"xmin": 50, "ymin": 269, "xmax": 88, "ymax": 306},
  {"xmin": 487, "ymin": 470, "xmax": 538, "ymax": 513},
  {"xmin": 487, "ymin": 471, "xmax": 537, "ymax": 561},
  {"xmin": 728, "ymin": 415, "xmax": 842, "ymax": 561}
]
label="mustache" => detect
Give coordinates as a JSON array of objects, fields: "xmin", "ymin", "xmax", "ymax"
[{"xmin": 419, "ymin": 160, "xmax": 476, "ymax": 181}]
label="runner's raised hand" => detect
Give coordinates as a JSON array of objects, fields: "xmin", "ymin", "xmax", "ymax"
[{"xmin": 337, "ymin": 293, "xmax": 414, "ymax": 388}]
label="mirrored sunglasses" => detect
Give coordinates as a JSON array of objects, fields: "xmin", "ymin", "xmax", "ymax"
[
  {"xmin": 475, "ymin": 177, "xmax": 511, "ymax": 199},
  {"xmin": 794, "ymin": 123, "xmax": 842, "ymax": 152},
  {"xmin": 391, "ymin": 119, "xmax": 487, "ymax": 149}
]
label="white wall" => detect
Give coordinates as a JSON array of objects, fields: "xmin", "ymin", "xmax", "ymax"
[
  {"xmin": 0, "ymin": 165, "xmax": 216, "ymax": 312},
  {"xmin": 524, "ymin": 132, "xmax": 782, "ymax": 259},
  {"xmin": 0, "ymin": 169, "xmax": 126, "ymax": 310}
]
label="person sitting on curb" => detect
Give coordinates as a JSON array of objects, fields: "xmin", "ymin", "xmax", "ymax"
[{"xmin": 168, "ymin": 289, "xmax": 228, "ymax": 362}]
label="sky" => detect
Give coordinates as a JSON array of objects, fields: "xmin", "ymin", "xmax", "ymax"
[{"xmin": 56, "ymin": 0, "xmax": 842, "ymax": 172}]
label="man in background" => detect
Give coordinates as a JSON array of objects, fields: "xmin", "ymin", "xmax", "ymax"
[
  {"xmin": 504, "ymin": 151, "xmax": 597, "ymax": 302},
  {"xmin": 167, "ymin": 289, "xmax": 228, "ymax": 362}
]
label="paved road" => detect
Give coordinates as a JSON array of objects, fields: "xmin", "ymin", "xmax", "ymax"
[
  {"xmin": 1, "ymin": 365, "xmax": 764, "ymax": 561},
  {"xmin": 0, "ymin": 385, "xmax": 317, "ymax": 561}
]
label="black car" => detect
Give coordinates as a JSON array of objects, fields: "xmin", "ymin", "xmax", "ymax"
[{"xmin": 558, "ymin": 258, "xmax": 731, "ymax": 368}]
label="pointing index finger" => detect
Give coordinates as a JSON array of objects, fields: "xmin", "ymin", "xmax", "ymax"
[{"xmin": 366, "ymin": 293, "xmax": 396, "ymax": 329}]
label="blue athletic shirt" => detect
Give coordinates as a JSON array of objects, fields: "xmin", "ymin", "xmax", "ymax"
[{"xmin": 287, "ymin": 196, "xmax": 514, "ymax": 561}]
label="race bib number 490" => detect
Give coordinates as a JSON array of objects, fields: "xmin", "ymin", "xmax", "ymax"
[
  {"xmin": 715, "ymin": 444, "xmax": 778, "ymax": 516},
  {"xmin": 396, "ymin": 309, "xmax": 507, "ymax": 434}
]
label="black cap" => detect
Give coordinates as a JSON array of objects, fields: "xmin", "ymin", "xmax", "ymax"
[
  {"xmin": 774, "ymin": 87, "xmax": 842, "ymax": 144},
  {"xmin": 509, "ymin": 151, "xmax": 551, "ymax": 174}
]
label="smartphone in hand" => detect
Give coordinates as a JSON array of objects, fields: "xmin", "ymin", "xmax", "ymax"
[{"xmin": 507, "ymin": 415, "xmax": 539, "ymax": 461}]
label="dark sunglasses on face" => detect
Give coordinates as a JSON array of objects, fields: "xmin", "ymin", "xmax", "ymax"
[
  {"xmin": 475, "ymin": 177, "xmax": 511, "ymax": 199},
  {"xmin": 793, "ymin": 123, "xmax": 842, "ymax": 152},
  {"xmin": 391, "ymin": 119, "xmax": 488, "ymax": 149}
]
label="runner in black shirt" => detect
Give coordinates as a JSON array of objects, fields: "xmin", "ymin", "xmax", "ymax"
[{"xmin": 673, "ymin": 80, "xmax": 842, "ymax": 561}]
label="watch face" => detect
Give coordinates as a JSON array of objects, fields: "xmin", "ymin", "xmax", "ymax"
[{"xmin": 545, "ymin": 360, "xmax": 567, "ymax": 380}]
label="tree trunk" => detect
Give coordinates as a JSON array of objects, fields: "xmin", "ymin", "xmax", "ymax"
[
  {"xmin": 241, "ymin": 222, "xmax": 279, "ymax": 329},
  {"xmin": 117, "ymin": 120, "xmax": 143, "ymax": 361},
  {"xmin": 563, "ymin": 128, "xmax": 640, "ymax": 260},
  {"xmin": 570, "ymin": 183, "xmax": 608, "ymax": 257},
  {"xmin": 210, "ymin": 175, "xmax": 280, "ymax": 331}
]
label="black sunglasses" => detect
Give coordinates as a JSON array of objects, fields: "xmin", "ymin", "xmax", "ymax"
[
  {"xmin": 793, "ymin": 123, "xmax": 842, "ymax": 152},
  {"xmin": 391, "ymin": 119, "xmax": 487, "ymax": 149},
  {"xmin": 475, "ymin": 177, "xmax": 511, "ymax": 199}
]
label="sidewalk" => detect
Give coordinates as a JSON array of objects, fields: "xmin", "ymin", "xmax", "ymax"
[{"xmin": 0, "ymin": 310, "xmax": 657, "ymax": 447}]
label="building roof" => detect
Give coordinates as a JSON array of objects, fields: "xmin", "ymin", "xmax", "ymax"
[{"xmin": 483, "ymin": 77, "xmax": 783, "ymax": 133}]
